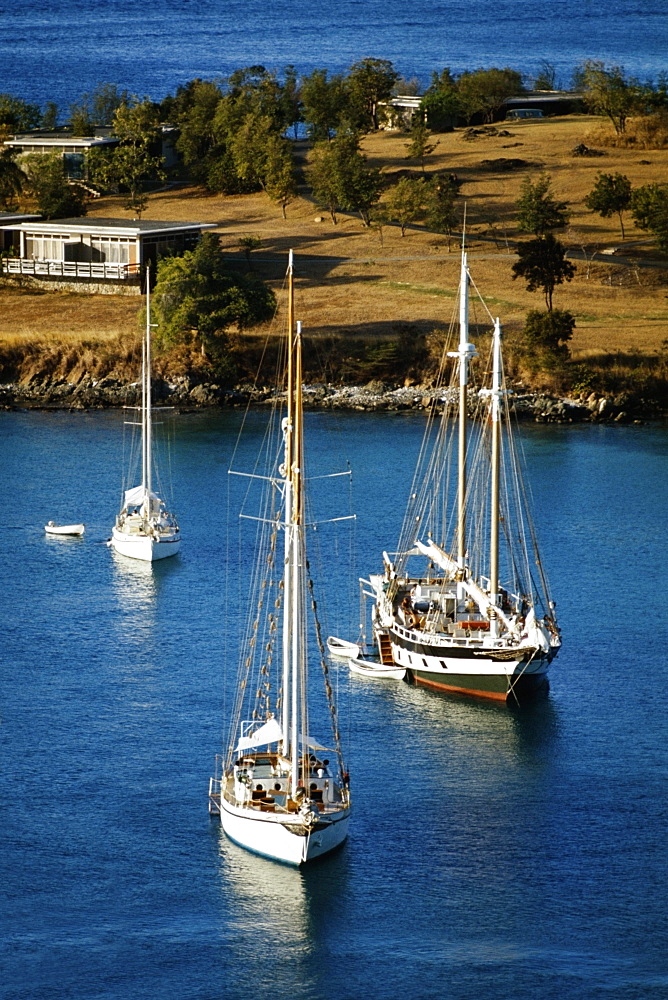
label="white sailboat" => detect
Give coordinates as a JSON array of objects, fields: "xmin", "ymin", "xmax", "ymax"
[
  {"xmin": 363, "ymin": 250, "xmax": 561, "ymax": 703},
  {"xmin": 111, "ymin": 271, "xmax": 180, "ymax": 563},
  {"xmin": 209, "ymin": 252, "xmax": 351, "ymax": 865}
]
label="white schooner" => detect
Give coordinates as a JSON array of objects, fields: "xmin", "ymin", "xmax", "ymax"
[{"xmin": 209, "ymin": 252, "xmax": 351, "ymax": 864}]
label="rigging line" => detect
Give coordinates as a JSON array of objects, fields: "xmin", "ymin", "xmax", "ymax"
[{"xmin": 227, "ymin": 268, "xmax": 289, "ymax": 474}]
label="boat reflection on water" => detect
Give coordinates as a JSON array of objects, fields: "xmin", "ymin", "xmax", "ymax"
[
  {"xmin": 215, "ymin": 834, "xmax": 316, "ymax": 996},
  {"xmin": 214, "ymin": 830, "xmax": 350, "ymax": 999},
  {"xmin": 110, "ymin": 548, "xmax": 159, "ymax": 614}
]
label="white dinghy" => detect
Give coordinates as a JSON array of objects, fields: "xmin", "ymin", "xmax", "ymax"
[
  {"xmin": 326, "ymin": 635, "xmax": 361, "ymax": 659},
  {"xmin": 208, "ymin": 252, "xmax": 351, "ymax": 866},
  {"xmin": 349, "ymin": 657, "xmax": 405, "ymax": 680},
  {"xmin": 45, "ymin": 521, "xmax": 85, "ymax": 537}
]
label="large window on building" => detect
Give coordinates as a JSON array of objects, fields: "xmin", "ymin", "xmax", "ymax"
[
  {"xmin": 90, "ymin": 237, "xmax": 134, "ymax": 264},
  {"xmin": 25, "ymin": 234, "xmax": 68, "ymax": 260}
]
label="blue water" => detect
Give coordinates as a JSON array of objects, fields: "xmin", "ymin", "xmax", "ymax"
[
  {"xmin": 1, "ymin": 408, "xmax": 667, "ymax": 1000},
  {"xmin": 1, "ymin": 0, "xmax": 666, "ymax": 112}
]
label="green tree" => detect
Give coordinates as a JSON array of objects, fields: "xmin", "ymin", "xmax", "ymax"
[
  {"xmin": 533, "ymin": 61, "xmax": 557, "ymax": 91},
  {"xmin": 300, "ymin": 68, "xmax": 347, "ymax": 140},
  {"xmin": 69, "ymin": 84, "xmax": 130, "ymax": 135},
  {"xmin": 584, "ymin": 172, "xmax": 633, "ymax": 238},
  {"xmin": 522, "ymin": 308, "xmax": 575, "ymax": 371},
  {"xmin": 383, "ymin": 176, "xmax": 426, "ymax": 235},
  {"xmin": 512, "ymin": 233, "xmax": 576, "ymax": 310},
  {"xmin": 0, "ymin": 148, "xmax": 25, "ymax": 207},
  {"xmin": 152, "ymin": 233, "xmax": 275, "ymax": 363},
  {"xmin": 405, "ymin": 118, "xmax": 437, "ymax": 173},
  {"xmin": 42, "ymin": 102, "xmax": 59, "ymax": 130},
  {"xmin": 307, "ymin": 134, "xmax": 381, "ymax": 225},
  {"xmin": 421, "ymin": 68, "xmax": 460, "ymax": 131},
  {"xmin": 89, "ymin": 98, "xmax": 165, "ymax": 217},
  {"xmin": 264, "ymin": 136, "xmax": 297, "ymax": 218},
  {"xmin": 0, "ymin": 93, "xmax": 41, "ymax": 134},
  {"xmin": 577, "ymin": 61, "xmax": 644, "ymax": 135},
  {"xmin": 345, "ymin": 58, "xmax": 398, "ymax": 131},
  {"xmin": 630, "ymin": 183, "xmax": 668, "ymax": 251},
  {"xmin": 424, "ymin": 173, "xmax": 459, "ymax": 244},
  {"xmin": 516, "ymin": 173, "xmax": 569, "ymax": 236},
  {"xmin": 23, "ymin": 153, "xmax": 87, "ymax": 218},
  {"xmin": 457, "ymin": 67, "xmax": 523, "ymax": 124}
]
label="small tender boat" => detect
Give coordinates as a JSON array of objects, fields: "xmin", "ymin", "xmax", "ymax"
[
  {"xmin": 349, "ymin": 657, "xmax": 406, "ymax": 680},
  {"xmin": 326, "ymin": 635, "xmax": 361, "ymax": 659},
  {"xmin": 45, "ymin": 521, "xmax": 85, "ymax": 536}
]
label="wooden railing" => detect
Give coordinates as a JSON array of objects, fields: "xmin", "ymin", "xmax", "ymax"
[{"xmin": 1, "ymin": 259, "xmax": 141, "ymax": 281}]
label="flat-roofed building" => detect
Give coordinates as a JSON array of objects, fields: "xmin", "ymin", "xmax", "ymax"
[{"xmin": 0, "ymin": 217, "xmax": 218, "ymax": 293}]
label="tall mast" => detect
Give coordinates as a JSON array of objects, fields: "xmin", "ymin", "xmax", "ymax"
[
  {"xmin": 142, "ymin": 264, "xmax": 152, "ymax": 502},
  {"xmin": 290, "ymin": 320, "xmax": 304, "ymax": 793},
  {"xmin": 489, "ymin": 319, "xmax": 502, "ymax": 638},
  {"xmin": 281, "ymin": 252, "xmax": 294, "ymax": 759},
  {"xmin": 448, "ymin": 252, "xmax": 476, "ymax": 601}
]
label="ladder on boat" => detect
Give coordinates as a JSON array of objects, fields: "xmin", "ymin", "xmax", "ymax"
[{"xmin": 377, "ymin": 631, "xmax": 394, "ymax": 665}]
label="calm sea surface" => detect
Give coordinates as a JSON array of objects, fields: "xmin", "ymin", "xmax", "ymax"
[
  {"xmin": 1, "ymin": 408, "xmax": 667, "ymax": 1000},
  {"xmin": 1, "ymin": 0, "xmax": 667, "ymax": 111}
]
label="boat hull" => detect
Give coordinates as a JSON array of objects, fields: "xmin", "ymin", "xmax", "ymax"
[
  {"xmin": 219, "ymin": 798, "xmax": 349, "ymax": 866},
  {"xmin": 111, "ymin": 528, "xmax": 180, "ymax": 562},
  {"xmin": 388, "ymin": 628, "xmax": 552, "ymax": 702}
]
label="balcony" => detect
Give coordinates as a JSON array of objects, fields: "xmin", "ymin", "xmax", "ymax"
[{"xmin": 1, "ymin": 258, "xmax": 141, "ymax": 282}]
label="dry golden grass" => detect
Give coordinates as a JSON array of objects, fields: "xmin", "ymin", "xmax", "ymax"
[{"xmin": 2, "ymin": 115, "xmax": 667, "ymax": 383}]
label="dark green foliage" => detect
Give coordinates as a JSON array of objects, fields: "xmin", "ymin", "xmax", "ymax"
[
  {"xmin": 630, "ymin": 183, "xmax": 668, "ymax": 251},
  {"xmin": 152, "ymin": 233, "xmax": 276, "ymax": 366},
  {"xmin": 345, "ymin": 58, "xmax": 398, "ymax": 131},
  {"xmin": 0, "ymin": 93, "xmax": 41, "ymax": 132},
  {"xmin": 23, "ymin": 153, "xmax": 87, "ymax": 218},
  {"xmin": 307, "ymin": 134, "xmax": 381, "ymax": 225},
  {"xmin": 422, "ymin": 69, "xmax": 460, "ymax": 131},
  {"xmin": 521, "ymin": 308, "xmax": 575, "ymax": 376},
  {"xmin": 168, "ymin": 69, "xmax": 297, "ymax": 195},
  {"xmin": 516, "ymin": 174, "xmax": 569, "ymax": 236},
  {"xmin": 512, "ymin": 234, "xmax": 576, "ymax": 310},
  {"xmin": 456, "ymin": 67, "xmax": 524, "ymax": 124},
  {"xmin": 383, "ymin": 176, "xmax": 426, "ymax": 235},
  {"xmin": 88, "ymin": 99, "xmax": 165, "ymax": 217},
  {"xmin": 404, "ymin": 119, "xmax": 437, "ymax": 172},
  {"xmin": 300, "ymin": 69, "xmax": 348, "ymax": 141},
  {"xmin": 42, "ymin": 102, "xmax": 59, "ymax": 130},
  {"xmin": 0, "ymin": 148, "xmax": 25, "ymax": 207},
  {"xmin": 69, "ymin": 84, "xmax": 130, "ymax": 135},
  {"xmin": 424, "ymin": 173, "xmax": 459, "ymax": 239},
  {"xmin": 577, "ymin": 61, "xmax": 645, "ymax": 135},
  {"xmin": 584, "ymin": 173, "xmax": 632, "ymax": 238}
]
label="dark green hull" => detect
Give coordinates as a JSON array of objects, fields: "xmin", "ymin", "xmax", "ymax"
[{"xmin": 407, "ymin": 667, "xmax": 549, "ymax": 702}]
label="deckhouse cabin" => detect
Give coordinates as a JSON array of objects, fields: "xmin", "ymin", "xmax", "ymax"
[{"xmin": 0, "ymin": 218, "xmax": 217, "ymax": 293}]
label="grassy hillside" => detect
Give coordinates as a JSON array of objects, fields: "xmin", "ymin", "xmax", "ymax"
[{"xmin": 1, "ymin": 115, "xmax": 667, "ymax": 398}]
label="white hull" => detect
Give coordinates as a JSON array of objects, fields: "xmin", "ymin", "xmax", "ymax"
[
  {"xmin": 326, "ymin": 636, "xmax": 361, "ymax": 659},
  {"xmin": 220, "ymin": 798, "xmax": 349, "ymax": 866},
  {"xmin": 45, "ymin": 523, "xmax": 85, "ymax": 536},
  {"xmin": 111, "ymin": 527, "xmax": 180, "ymax": 562},
  {"xmin": 349, "ymin": 656, "xmax": 405, "ymax": 680}
]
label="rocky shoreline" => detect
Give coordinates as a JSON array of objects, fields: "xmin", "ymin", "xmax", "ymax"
[{"xmin": 0, "ymin": 373, "xmax": 659, "ymax": 424}]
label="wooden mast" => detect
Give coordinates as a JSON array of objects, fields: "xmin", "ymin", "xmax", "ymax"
[
  {"xmin": 281, "ymin": 252, "xmax": 294, "ymax": 761},
  {"xmin": 448, "ymin": 251, "xmax": 476, "ymax": 605}
]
